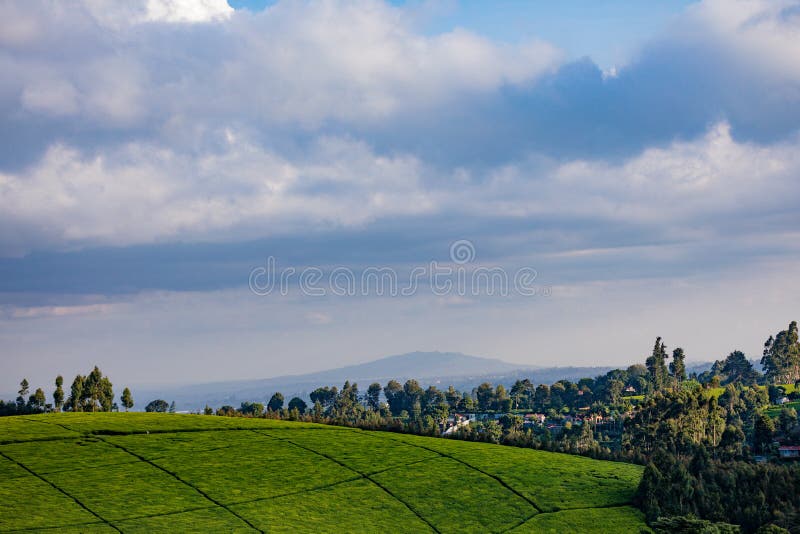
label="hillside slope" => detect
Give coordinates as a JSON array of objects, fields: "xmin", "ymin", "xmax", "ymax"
[{"xmin": 0, "ymin": 414, "xmax": 647, "ymax": 533}]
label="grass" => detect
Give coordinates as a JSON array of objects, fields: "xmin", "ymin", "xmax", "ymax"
[
  {"xmin": 0, "ymin": 467, "xmax": 108, "ymax": 531},
  {"xmin": 257, "ymin": 427, "xmax": 439, "ymax": 474},
  {"xmin": 509, "ymin": 505, "xmax": 649, "ymax": 533},
  {"xmin": 371, "ymin": 456, "xmax": 533, "ymax": 532},
  {"xmin": 765, "ymin": 400, "xmax": 800, "ymax": 418},
  {"xmin": 0, "ymin": 413, "xmax": 648, "ymax": 533},
  {"xmin": 230, "ymin": 478, "xmax": 434, "ymax": 533},
  {"xmin": 390, "ymin": 433, "xmax": 644, "ymax": 512}
]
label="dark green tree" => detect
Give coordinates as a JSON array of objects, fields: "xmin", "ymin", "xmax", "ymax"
[
  {"xmin": 76, "ymin": 367, "xmax": 113, "ymax": 412},
  {"xmin": 475, "ymin": 382, "xmax": 494, "ymax": 411},
  {"xmin": 761, "ymin": 321, "xmax": 800, "ymax": 384},
  {"xmin": 121, "ymin": 387, "xmax": 134, "ymax": 411},
  {"xmin": 645, "ymin": 337, "xmax": 669, "ymax": 392},
  {"xmin": 145, "ymin": 399, "xmax": 169, "ymax": 412},
  {"xmin": 53, "ymin": 375, "xmax": 64, "ymax": 412},
  {"xmin": 288, "ymin": 397, "xmax": 307, "ymax": 413},
  {"xmin": 239, "ymin": 401, "xmax": 264, "ymax": 416},
  {"xmin": 721, "ymin": 350, "xmax": 759, "ymax": 384},
  {"xmin": 268, "ymin": 392, "xmax": 284, "ymax": 412},
  {"xmin": 309, "ymin": 386, "xmax": 337, "ymax": 410},
  {"xmin": 216, "ymin": 405, "xmax": 236, "ymax": 416},
  {"xmin": 16, "ymin": 378, "xmax": 29, "ymax": 408},
  {"xmin": 670, "ymin": 347, "xmax": 687, "ymax": 385},
  {"xmin": 754, "ymin": 413, "xmax": 775, "ymax": 454},
  {"xmin": 30, "ymin": 388, "xmax": 46, "ymax": 411},
  {"xmin": 99, "ymin": 376, "xmax": 114, "ymax": 412},
  {"xmin": 533, "ymin": 384, "xmax": 550, "ymax": 411},
  {"xmin": 366, "ymin": 382, "xmax": 382, "ymax": 411},
  {"xmin": 383, "ymin": 380, "xmax": 403, "ymax": 416},
  {"xmin": 403, "ymin": 380, "xmax": 423, "ymax": 414},
  {"xmin": 68, "ymin": 375, "xmax": 83, "ymax": 412}
]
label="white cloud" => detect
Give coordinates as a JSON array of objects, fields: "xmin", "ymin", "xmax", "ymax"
[
  {"xmin": 2, "ymin": 121, "xmax": 799, "ymax": 256},
  {"xmin": 0, "ymin": 134, "xmax": 434, "ymax": 252},
  {"xmin": 142, "ymin": 0, "xmax": 233, "ymax": 23},
  {"xmin": 9, "ymin": 303, "xmax": 114, "ymax": 319},
  {"xmin": 80, "ymin": 0, "xmax": 233, "ymax": 27},
  {"xmin": 551, "ymin": 122, "xmax": 799, "ymax": 220},
  {"xmin": 0, "ymin": 0, "xmax": 561, "ymax": 126},
  {"xmin": 441, "ymin": 121, "xmax": 800, "ymax": 237},
  {"xmin": 680, "ymin": 0, "xmax": 800, "ymax": 83},
  {"xmin": 1, "ymin": 0, "xmax": 799, "ymax": 261}
]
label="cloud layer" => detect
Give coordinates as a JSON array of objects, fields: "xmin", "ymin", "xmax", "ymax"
[{"xmin": 2, "ymin": 0, "xmax": 800, "ymax": 389}]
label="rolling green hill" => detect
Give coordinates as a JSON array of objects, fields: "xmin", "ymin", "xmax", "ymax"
[{"xmin": 0, "ymin": 413, "xmax": 647, "ymax": 533}]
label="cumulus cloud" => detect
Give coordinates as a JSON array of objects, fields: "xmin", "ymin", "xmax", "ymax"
[
  {"xmin": 218, "ymin": 3, "xmax": 561, "ymax": 123},
  {"xmin": 0, "ymin": 133, "xmax": 433, "ymax": 253},
  {"xmin": 548, "ymin": 122, "xmax": 799, "ymax": 222},
  {"xmin": 2, "ymin": 120, "xmax": 799, "ymax": 260},
  {"xmin": 681, "ymin": 0, "xmax": 800, "ymax": 83},
  {"xmin": 81, "ymin": 0, "xmax": 233, "ymax": 27},
  {"xmin": 0, "ymin": 0, "xmax": 560, "ymax": 131},
  {"xmin": 435, "ymin": 121, "xmax": 800, "ymax": 236},
  {"xmin": 0, "ymin": 0, "xmax": 799, "ymax": 276}
]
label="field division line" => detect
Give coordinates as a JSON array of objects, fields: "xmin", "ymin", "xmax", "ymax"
[
  {"xmin": 224, "ymin": 456, "xmax": 437, "ymax": 508},
  {"xmin": 4, "ymin": 520, "xmax": 110, "ymax": 533},
  {"xmin": 499, "ymin": 503, "xmax": 639, "ymax": 533},
  {"xmin": 20, "ymin": 416, "xmax": 81, "ymax": 435},
  {"xmin": 95, "ymin": 437, "xmax": 262, "ymax": 533},
  {"xmin": 366, "ymin": 432, "xmax": 544, "ymax": 514},
  {"xmin": 253, "ymin": 430, "xmax": 441, "ymax": 533},
  {"xmin": 0, "ymin": 450, "xmax": 121, "ymax": 533}
]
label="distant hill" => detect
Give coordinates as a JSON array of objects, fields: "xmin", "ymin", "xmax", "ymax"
[
  {"xmin": 132, "ymin": 351, "xmax": 615, "ymax": 411},
  {"xmin": 303, "ymin": 351, "xmax": 528, "ymax": 380}
]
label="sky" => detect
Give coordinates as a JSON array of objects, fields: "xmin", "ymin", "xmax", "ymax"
[{"xmin": 2, "ymin": 0, "xmax": 800, "ymax": 393}]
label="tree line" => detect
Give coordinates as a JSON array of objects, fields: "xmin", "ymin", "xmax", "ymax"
[{"xmin": 0, "ymin": 366, "xmax": 134, "ymax": 416}]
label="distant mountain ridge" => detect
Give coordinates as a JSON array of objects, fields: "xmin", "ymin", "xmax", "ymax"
[
  {"xmin": 132, "ymin": 351, "xmax": 617, "ymax": 411},
  {"xmin": 284, "ymin": 351, "xmax": 531, "ymax": 382}
]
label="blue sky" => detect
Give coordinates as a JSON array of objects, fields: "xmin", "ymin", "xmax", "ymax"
[
  {"xmin": 230, "ymin": 0, "xmax": 698, "ymax": 68},
  {"xmin": 1, "ymin": 0, "xmax": 800, "ymax": 392}
]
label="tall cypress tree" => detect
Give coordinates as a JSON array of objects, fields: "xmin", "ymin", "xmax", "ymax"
[
  {"xmin": 646, "ymin": 337, "xmax": 670, "ymax": 392},
  {"xmin": 761, "ymin": 321, "xmax": 800, "ymax": 384},
  {"xmin": 69, "ymin": 375, "xmax": 83, "ymax": 412},
  {"xmin": 53, "ymin": 375, "xmax": 64, "ymax": 412},
  {"xmin": 670, "ymin": 348, "xmax": 687, "ymax": 385},
  {"xmin": 16, "ymin": 378, "xmax": 29, "ymax": 409}
]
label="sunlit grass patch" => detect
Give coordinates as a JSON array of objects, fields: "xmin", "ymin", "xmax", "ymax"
[
  {"xmin": 509, "ymin": 505, "xmax": 649, "ymax": 533},
  {"xmin": 371, "ymin": 456, "xmax": 535, "ymax": 533},
  {"xmin": 230, "ymin": 478, "xmax": 435, "ymax": 532},
  {"xmin": 391, "ymin": 433, "xmax": 643, "ymax": 511}
]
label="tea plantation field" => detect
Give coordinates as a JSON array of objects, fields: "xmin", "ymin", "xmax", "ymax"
[{"xmin": 0, "ymin": 413, "xmax": 647, "ymax": 533}]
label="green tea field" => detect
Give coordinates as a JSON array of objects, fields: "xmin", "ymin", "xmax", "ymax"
[{"xmin": 0, "ymin": 414, "xmax": 647, "ymax": 533}]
